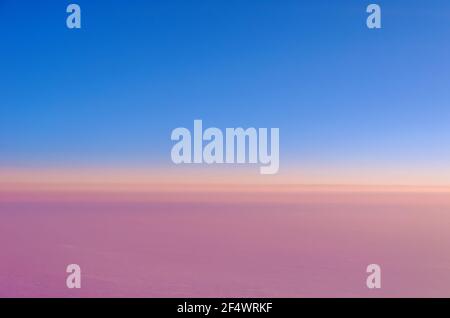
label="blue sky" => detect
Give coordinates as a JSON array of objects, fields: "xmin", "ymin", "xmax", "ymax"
[{"xmin": 1, "ymin": 0, "xmax": 450, "ymax": 170}]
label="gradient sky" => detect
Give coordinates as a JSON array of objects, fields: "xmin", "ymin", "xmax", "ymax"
[{"xmin": 1, "ymin": 0, "xmax": 450, "ymax": 178}]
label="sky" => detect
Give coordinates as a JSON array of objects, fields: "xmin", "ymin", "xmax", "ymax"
[{"xmin": 1, "ymin": 0, "xmax": 450, "ymax": 183}]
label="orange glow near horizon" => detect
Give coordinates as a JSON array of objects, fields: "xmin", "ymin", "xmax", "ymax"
[{"xmin": 1, "ymin": 166, "xmax": 450, "ymax": 193}]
